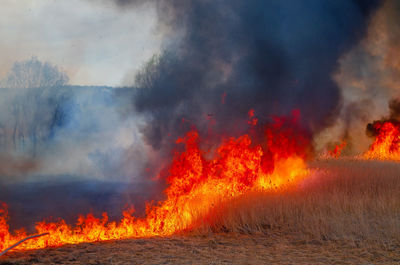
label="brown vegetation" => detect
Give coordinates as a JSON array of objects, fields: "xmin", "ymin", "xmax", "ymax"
[
  {"xmin": 2, "ymin": 233, "xmax": 399, "ymax": 265},
  {"xmin": 197, "ymin": 159, "xmax": 400, "ymax": 247}
]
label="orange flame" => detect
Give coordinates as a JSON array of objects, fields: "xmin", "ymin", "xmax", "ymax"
[
  {"xmin": 0, "ymin": 113, "xmax": 310, "ymax": 252},
  {"xmin": 364, "ymin": 121, "xmax": 400, "ymax": 160}
]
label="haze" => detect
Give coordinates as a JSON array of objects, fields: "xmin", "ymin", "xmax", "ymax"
[{"xmin": 0, "ymin": 0, "xmax": 160, "ymax": 86}]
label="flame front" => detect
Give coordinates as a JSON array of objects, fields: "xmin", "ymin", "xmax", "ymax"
[
  {"xmin": 364, "ymin": 121, "xmax": 400, "ymax": 160},
  {"xmin": 0, "ymin": 114, "xmax": 310, "ymax": 252}
]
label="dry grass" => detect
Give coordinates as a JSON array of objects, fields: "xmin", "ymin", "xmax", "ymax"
[
  {"xmin": 2, "ymin": 234, "xmax": 399, "ymax": 264},
  {"xmin": 196, "ymin": 159, "xmax": 400, "ymax": 247}
]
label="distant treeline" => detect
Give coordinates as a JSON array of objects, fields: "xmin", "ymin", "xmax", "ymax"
[
  {"xmin": 0, "ymin": 57, "xmax": 123, "ymax": 157},
  {"xmin": 0, "ymin": 85, "xmax": 117, "ymax": 157}
]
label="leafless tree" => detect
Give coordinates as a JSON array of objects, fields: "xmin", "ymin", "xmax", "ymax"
[
  {"xmin": 2, "ymin": 57, "xmax": 68, "ymax": 89},
  {"xmin": 0, "ymin": 58, "xmax": 69, "ymax": 155}
]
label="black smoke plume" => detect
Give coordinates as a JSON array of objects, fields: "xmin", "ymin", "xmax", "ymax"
[
  {"xmin": 122, "ymin": 0, "xmax": 382, "ymax": 153},
  {"xmin": 388, "ymin": 99, "xmax": 400, "ymax": 121}
]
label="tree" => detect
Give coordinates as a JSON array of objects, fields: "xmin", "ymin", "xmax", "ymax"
[
  {"xmin": 2, "ymin": 57, "xmax": 69, "ymax": 88},
  {"xmin": 0, "ymin": 58, "xmax": 70, "ymax": 155}
]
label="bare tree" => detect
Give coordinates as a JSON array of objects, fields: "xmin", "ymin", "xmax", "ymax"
[
  {"xmin": 3, "ymin": 57, "xmax": 69, "ymax": 89},
  {"xmin": 0, "ymin": 58, "xmax": 70, "ymax": 155}
]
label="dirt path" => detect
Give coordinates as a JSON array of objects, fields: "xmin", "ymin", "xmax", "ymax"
[{"xmin": 1, "ymin": 234, "xmax": 399, "ymax": 264}]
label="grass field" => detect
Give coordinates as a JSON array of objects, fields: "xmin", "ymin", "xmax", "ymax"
[
  {"xmin": 1, "ymin": 159, "xmax": 400, "ymax": 264},
  {"xmin": 198, "ymin": 159, "xmax": 400, "ymax": 246}
]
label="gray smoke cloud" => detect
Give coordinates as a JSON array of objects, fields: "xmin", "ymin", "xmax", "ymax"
[
  {"xmin": 0, "ymin": 1, "xmax": 387, "ymax": 226},
  {"xmin": 0, "ymin": 2, "xmax": 386, "ymax": 184},
  {"xmin": 0, "ymin": 58, "xmax": 159, "ymax": 227},
  {"xmin": 0, "ymin": 58, "xmax": 148, "ymax": 183},
  {"xmin": 114, "ymin": 0, "xmax": 382, "ymax": 163},
  {"xmin": 316, "ymin": 0, "xmax": 400, "ymax": 154},
  {"xmin": 0, "ymin": 1, "xmax": 385, "ymax": 183}
]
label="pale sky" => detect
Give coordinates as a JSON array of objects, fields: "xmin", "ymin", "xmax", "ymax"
[{"xmin": 0, "ymin": 0, "xmax": 161, "ymax": 86}]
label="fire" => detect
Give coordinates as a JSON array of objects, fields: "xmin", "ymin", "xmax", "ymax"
[
  {"xmin": 328, "ymin": 141, "xmax": 347, "ymax": 158},
  {"xmin": 247, "ymin": 109, "xmax": 258, "ymax": 126},
  {"xmin": 364, "ymin": 120, "xmax": 400, "ymax": 160},
  {"xmin": 0, "ymin": 112, "xmax": 310, "ymax": 252}
]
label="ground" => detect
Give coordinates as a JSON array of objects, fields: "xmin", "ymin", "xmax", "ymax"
[{"xmin": 1, "ymin": 233, "xmax": 399, "ymax": 264}]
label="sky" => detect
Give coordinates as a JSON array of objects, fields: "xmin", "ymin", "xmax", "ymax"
[{"xmin": 0, "ymin": 0, "xmax": 161, "ymax": 86}]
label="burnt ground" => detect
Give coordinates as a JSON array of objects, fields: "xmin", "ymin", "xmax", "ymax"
[{"xmin": 1, "ymin": 233, "xmax": 399, "ymax": 265}]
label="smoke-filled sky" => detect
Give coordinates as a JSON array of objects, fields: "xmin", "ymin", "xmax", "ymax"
[
  {"xmin": 2, "ymin": 0, "xmax": 399, "ymax": 185},
  {"xmin": 316, "ymin": 0, "xmax": 400, "ymax": 154},
  {"xmin": 2, "ymin": 0, "xmax": 400, "ymax": 236},
  {"xmin": 0, "ymin": 0, "xmax": 160, "ymax": 86}
]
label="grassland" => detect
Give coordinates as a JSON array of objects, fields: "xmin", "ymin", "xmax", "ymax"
[
  {"xmin": 198, "ymin": 159, "xmax": 400, "ymax": 246},
  {"xmin": 1, "ymin": 159, "xmax": 400, "ymax": 264}
]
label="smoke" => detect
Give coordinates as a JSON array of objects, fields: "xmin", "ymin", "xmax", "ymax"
[
  {"xmin": 0, "ymin": 58, "xmax": 148, "ymax": 183},
  {"xmin": 116, "ymin": 0, "xmax": 382, "ymax": 158},
  {"xmin": 0, "ymin": 156, "xmax": 38, "ymax": 179},
  {"xmin": 364, "ymin": 98, "xmax": 400, "ymax": 139},
  {"xmin": 317, "ymin": 0, "xmax": 400, "ymax": 154},
  {"xmin": 388, "ymin": 99, "xmax": 400, "ymax": 120},
  {"xmin": 0, "ymin": 1, "xmax": 387, "ymax": 226},
  {"xmin": 0, "ymin": 57, "xmax": 159, "ymax": 225},
  {"xmin": 0, "ymin": 1, "xmax": 384, "ymax": 183}
]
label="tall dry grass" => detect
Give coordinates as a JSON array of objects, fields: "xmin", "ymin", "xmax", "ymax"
[{"xmin": 194, "ymin": 159, "xmax": 400, "ymax": 246}]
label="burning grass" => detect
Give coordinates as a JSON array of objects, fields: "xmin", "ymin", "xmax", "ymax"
[
  {"xmin": 365, "ymin": 120, "xmax": 400, "ymax": 160},
  {"xmin": 1, "ymin": 111, "xmax": 399, "ymax": 256},
  {"xmin": 0, "ymin": 112, "xmax": 311, "ymax": 252},
  {"xmin": 196, "ymin": 159, "xmax": 400, "ymax": 246},
  {"xmin": 1, "ymin": 159, "xmax": 399, "ymax": 264}
]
